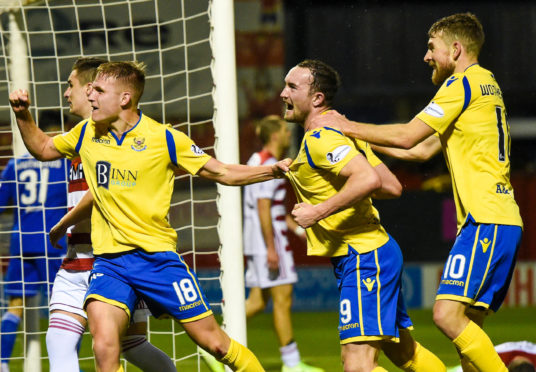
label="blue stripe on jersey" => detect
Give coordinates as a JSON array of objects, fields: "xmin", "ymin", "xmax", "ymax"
[
  {"xmin": 75, "ymin": 122, "xmax": 88, "ymax": 153},
  {"xmin": 165, "ymin": 129, "xmax": 178, "ymax": 166},
  {"xmin": 462, "ymin": 76, "xmax": 471, "ymax": 112},
  {"xmin": 303, "ymin": 140, "xmax": 317, "ymax": 169},
  {"xmin": 324, "ymin": 126, "xmax": 344, "ymax": 136},
  {"xmin": 111, "ymin": 113, "xmax": 142, "ymax": 146}
]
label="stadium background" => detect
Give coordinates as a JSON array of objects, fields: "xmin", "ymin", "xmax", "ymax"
[
  {"xmin": 229, "ymin": 0, "xmax": 536, "ymax": 310},
  {"xmin": 0, "ymin": 0, "xmax": 534, "ymax": 370}
]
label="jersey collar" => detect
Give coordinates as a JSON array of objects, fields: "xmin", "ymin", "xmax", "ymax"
[
  {"xmin": 109, "ymin": 110, "xmax": 143, "ymax": 146},
  {"xmin": 464, "ymin": 63, "xmax": 479, "ymax": 72}
]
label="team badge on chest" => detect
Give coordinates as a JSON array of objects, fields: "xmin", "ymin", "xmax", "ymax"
[{"xmin": 131, "ymin": 137, "xmax": 147, "ymax": 152}]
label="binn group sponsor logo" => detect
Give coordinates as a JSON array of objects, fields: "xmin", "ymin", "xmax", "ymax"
[
  {"xmin": 96, "ymin": 161, "xmax": 138, "ymax": 189},
  {"xmin": 96, "ymin": 161, "xmax": 111, "ymax": 189}
]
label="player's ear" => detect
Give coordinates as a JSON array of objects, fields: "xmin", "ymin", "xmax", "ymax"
[
  {"xmin": 120, "ymin": 91, "xmax": 132, "ymax": 107},
  {"xmin": 451, "ymin": 41, "xmax": 462, "ymax": 61},
  {"xmin": 312, "ymin": 92, "xmax": 325, "ymax": 108},
  {"xmin": 84, "ymin": 83, "xmax": 92, "ymax": 96}
]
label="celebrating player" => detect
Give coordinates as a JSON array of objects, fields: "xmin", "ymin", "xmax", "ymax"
[
  {"xmin": 45, "ymin": 57, "xmax": 175, "ymax": 372},
  {"xmin": 10, "ymin": 60, "xmax": 290, "ymax": 372},
  {"xmin": 314, "ymin": 13, "xmax": 523, "ymax": 372},
  {"xmin": 243, "ymin": 115, "xmax": 323, "ymax": 372},
  {"xmin": 280, "ymin": 59, "xmax": 445, "ymax": 372},
  {"xmin": 0, "ymin": 136, "xmax": 67, "ymax": 372}
]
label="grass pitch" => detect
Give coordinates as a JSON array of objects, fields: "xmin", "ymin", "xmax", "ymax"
[{"xmin": 6, "ymin": 307, "xmax": 536, "ymax": 371}]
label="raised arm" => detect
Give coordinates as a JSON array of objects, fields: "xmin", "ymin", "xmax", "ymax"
[
  {"xmin": 316, "ymin": 111, "xmax": 436, "ymax": 149},
  {"xmin": 371, "ymin": 134, "xmax": 441, "ymax": 162},
  {"xmin": 9, "ymin": 89, "xmax": 63, "ymax": 161},
  {"xmin": 49, "ymin": 190, "xmax": 94, "ymax": 248},
  {"xmin": 292, "ymin": 154, "xmax": 381, "ymax": 228},
  {"xmin": 197, "ymin": 157, "xmax": 291, "ymax": 186}
]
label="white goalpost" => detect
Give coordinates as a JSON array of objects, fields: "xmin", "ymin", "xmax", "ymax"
[
  {"xmin": 211, "ymin": 0, "xmax": 247, "ymax": 346},
  {"xmin": 2, "ymin": 5, "xmax": 41, "ymax": 372},
  {"xmin": 0, "ymin": 0, "xmax": 245, "ymax": 371}
]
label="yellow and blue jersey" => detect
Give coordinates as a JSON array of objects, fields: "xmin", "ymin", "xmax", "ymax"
[
  {"xmin": 53, "ymin": 113, "xmax": 211, "ymax": 255},
  {"xmin": 416, "ymin": 64, "xmax": 522, "ymax": 230},
  {"xmin": 286, "ymin": 127, "xmax": 388, "ymax": 257}
]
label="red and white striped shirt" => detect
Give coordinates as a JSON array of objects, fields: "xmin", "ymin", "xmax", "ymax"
[
  {"xmin": 243, "ymin": 150, "xmax": 289, "ymax": 256},
  {"xmin": 61, "ymin": 157, "xmax": 94, "ymax": 271}
]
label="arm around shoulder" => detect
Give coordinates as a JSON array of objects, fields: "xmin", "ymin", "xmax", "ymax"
[
  {"xmin": 371, "ymin": 134, "xmax": 441, "ymax": 162},
  {"xmin": 317, "ymin": 111, "xmax": 436, "ymax": 149}
]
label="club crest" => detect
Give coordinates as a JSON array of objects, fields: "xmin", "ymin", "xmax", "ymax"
[{"xmin": 131, "ymin": 137, "xmax": 147, "ymax": 152}]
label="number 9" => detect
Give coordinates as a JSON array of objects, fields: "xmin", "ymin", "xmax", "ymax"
[{"xmin": 340, "ymin": 299, "xmax": 352, "ymax": 324}]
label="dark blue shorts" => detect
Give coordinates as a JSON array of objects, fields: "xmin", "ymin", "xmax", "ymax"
[
  {"xmin": 84, "ymin": 249, "xmax": 212, "ymax": 322},
  {"xmin": 436, "ymin": 216, "xmax": 522, "ymax": 312},
  {"xmin": 4, "ymin": 255, "xmax": 62, "ymax": 297},
  {"xmin": 331, "ymin": 236, "xmax": 413, "ymax": 344}
]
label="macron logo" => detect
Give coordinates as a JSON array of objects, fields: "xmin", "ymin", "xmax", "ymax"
[
  {"xmin": 446, "ymin": 76, "xmax": 458, "ymax": 87},
  {"xmin": 90, "ymin": 273, "xmax": 103, "ymax": 281},
  {"xmin": 480, "ymin": 238, "xmax": 491, "ymax": 253},
  {"xmin": 423, "ymin": 102, "xmax": 444, "ymax": 118},
  {"xmin": 363, "ymin": 277, "xmax": 375, "ymax": 291}
]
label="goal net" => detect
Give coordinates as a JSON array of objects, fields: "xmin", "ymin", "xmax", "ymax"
[{"xmin": 0, "ymin": 0, "xmax": 244, "ymax": 371}]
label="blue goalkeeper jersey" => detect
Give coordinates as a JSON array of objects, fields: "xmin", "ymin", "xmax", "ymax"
[{"xmin": 0, "ymin": 155, "xmax": 69, "ymax": 256}]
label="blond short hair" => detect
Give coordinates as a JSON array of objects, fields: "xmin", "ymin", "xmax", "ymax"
[
  {"xmin": 96, "ymin": 61, "xmax": 146, "ymax": 105},
  {"xmin": 428, "ymin": 12, "xmax": 485, "ymax": 57}
]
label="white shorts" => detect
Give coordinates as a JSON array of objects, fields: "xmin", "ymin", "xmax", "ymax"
[
  {"xmin": 245, "ymin": 250, "xmax": 298, "ymax": 289},
  {"xmin": 49, "ymin": 268, "xmax": 152, "ymax": 322},
  {"xmin": 49, "ymin": 269, "xmax": 90, "ymax": 318}
]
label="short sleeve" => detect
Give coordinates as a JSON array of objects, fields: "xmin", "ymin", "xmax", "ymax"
[
  {"xmin": 165, "ymin": 128, "xmax": 212, "ymax": 175},
  {"xmin": 53, "ymin": 120, "xmax": 87, "ymax": 159},
  {"xmin": 305, "ymin": 128, "xmax": 360, "ymax": 175},
  {"xmin": 354, "ymin": 139, "xmax": 382, "ymax": 167},
  {"xmin": 416, "ymin": 74, "xmax": 469, "ymax": 135}
]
